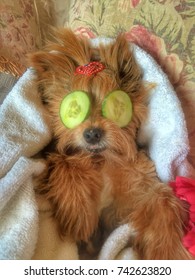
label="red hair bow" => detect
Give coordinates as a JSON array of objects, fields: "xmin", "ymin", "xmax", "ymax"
[{"xmin": 75, "ymin": 61, "xmax": 105, "ymax": 76}]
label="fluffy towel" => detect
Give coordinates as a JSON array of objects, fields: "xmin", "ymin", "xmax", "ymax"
[
  {"xmin": 0, "ymin": 69, "xmax": 51, "ymax": 259},
  {"xmin": 0, "ymin": 41, "xmax": 194, "ymax": 260},
  {"xmin": 0, "ymin": 73, "xmax": 17, "ymax": 105},
  {"xmin": 98, "ymin": 224, "xmax": 137, "ymax": 260},
  {"xmin": 32, "ymin": 196, "xmax": 78, "ymax": 260},
  {"xmin": 134, "ymin": 45, "xmax": 195, "ymax": 182}
]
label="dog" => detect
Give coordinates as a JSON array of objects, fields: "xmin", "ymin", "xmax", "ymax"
[{"xmin": 29, "ymin": 28, "xmax": 191, "ymax": 259}]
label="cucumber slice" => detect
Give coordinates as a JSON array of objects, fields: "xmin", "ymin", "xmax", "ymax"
[
  {"xmin": 102, "ymin": 90, "xmax": 132, "ymax": 127},
  {"xmin": 60, "ymin": 91, "xmax": 90, "ymax": 128}
]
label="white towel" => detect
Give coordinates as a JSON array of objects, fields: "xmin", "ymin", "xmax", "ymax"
[
  {"xmin": 0, "ymin": 69, "xmax": 51, "ymax": 259},
  {"xmin": 0, "ymin": 157, "xmax": 45, "ymax": 259},
  {"xmin": 0, "ymin": 41, "xmax": 194, "ymax": 260},
  {"xmin": 134, "ymin": 45, "xmax": 195, "ymax": 182},
  {"xmin": 98, "ymin": 223, "xmax": 137, "ymax": 260}
]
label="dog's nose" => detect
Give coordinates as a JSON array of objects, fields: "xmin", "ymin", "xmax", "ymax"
[{"xmin": 83, "ymin": 127, "xmax": 103, "ymax": 144}]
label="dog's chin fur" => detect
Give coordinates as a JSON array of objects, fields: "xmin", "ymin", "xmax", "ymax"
[{"xmin": 30, "ymin": 29, "xmax": 191, "ymax": 259}]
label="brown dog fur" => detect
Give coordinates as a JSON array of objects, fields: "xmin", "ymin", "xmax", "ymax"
[{"xmin": 29, "ymin": 29, "xmax": 191, "ymax": 259}]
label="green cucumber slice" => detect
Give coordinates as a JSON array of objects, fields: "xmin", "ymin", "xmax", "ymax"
[
  {"xmin": 102, "ymin": 90, "xmax": 132, "ymax": 127},
  {"xmin": 60, "ymin": 91, "xmax": 90, "ymax": 128}
]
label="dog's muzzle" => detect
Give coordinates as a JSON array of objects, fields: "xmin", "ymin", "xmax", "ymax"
[{"xmin": 83, "ymin": 127, "xmax": 106, "ymax": 153}]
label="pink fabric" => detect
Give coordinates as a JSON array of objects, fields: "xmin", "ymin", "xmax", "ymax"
[{"xmin": 170, "ymin": 177, "xmax": 195, "ymax": 256}]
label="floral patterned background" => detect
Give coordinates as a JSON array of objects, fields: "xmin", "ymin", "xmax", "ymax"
[
  {"xmin": 66, "ymin": 0, "xmax": 195, "ymax": 170},
  {"xmin": 0, "ymin": 0, "xmax": 51, "ymax": 76}
]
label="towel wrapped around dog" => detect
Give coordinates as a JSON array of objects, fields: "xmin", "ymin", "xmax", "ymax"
[
  {"xmin": 0, "ymin": 43, "xmax": 194, "ymax": 260},
  {"xmin": 0, "ymin": 69, "xmax": 51, "ymax": 259}
]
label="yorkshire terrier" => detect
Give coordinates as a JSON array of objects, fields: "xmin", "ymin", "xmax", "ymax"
[{"xmin": 29, "ymin": 28, "xmax": 191, "ymax": 259}]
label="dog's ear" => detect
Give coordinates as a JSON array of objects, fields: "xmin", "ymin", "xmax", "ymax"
[
  {"xmin": 101, "ymin": 34, "xmax": 142, "ymax": 94},
  {"xmin": 27, "ymin": 51, "xmax": 59, "ymax": 102},
  {"xmin": 28, "ymin": 49, "xmax": 76, "ymax": 83},
  {"xmin": 115, "ymin": 34, "xmax": 142, "ymax": 93},
  {"xmin": 28, "ymin": 51, "xmax": 53, "ymax": 77},
  {"xmin": 28, "ymin": 28, "xmax": 92, "ymax": 79}
]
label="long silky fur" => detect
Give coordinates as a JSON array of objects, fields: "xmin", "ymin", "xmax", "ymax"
[{"xmin": 29, "ymin": 29, "xmax": 191, "ymax": 259}]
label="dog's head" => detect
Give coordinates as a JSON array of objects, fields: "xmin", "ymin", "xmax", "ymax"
[{"xmin": 29, "ymin": 29, "xmax": 148, "ymax": 161}]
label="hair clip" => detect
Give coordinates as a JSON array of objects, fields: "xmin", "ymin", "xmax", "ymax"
[{"xmin": 75, "ymin": 61, "xmax": 105, "ymax": 76}]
